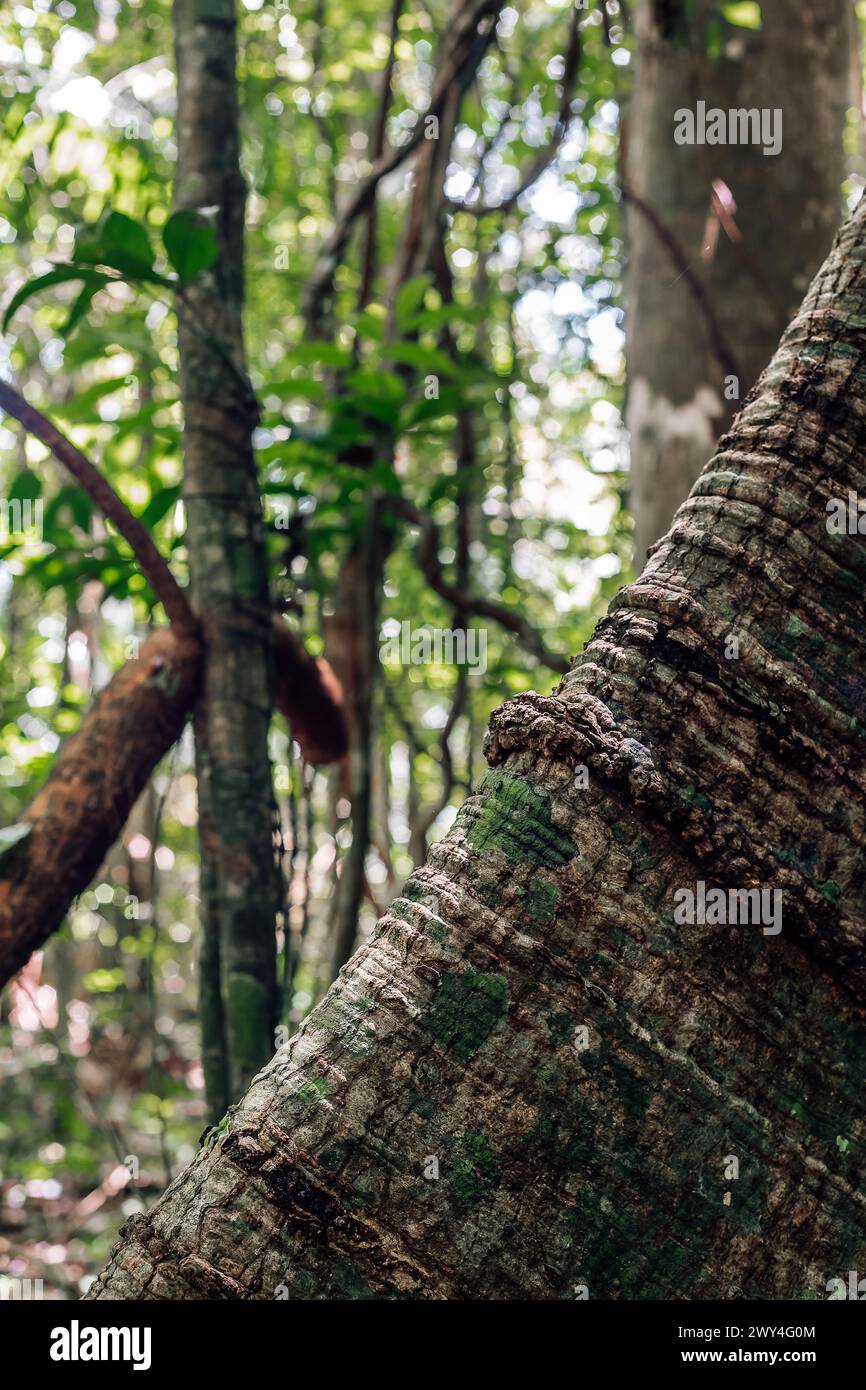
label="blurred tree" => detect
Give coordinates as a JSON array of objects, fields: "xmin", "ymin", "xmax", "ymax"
[{"xmin": 624, "ymin": 0, "xmax": 853, "ymax": 565}]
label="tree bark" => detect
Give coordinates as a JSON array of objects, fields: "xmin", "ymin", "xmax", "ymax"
[
  {"xmin": 625, "ymin": 0, "xmax": 851, "ymax": 566},
  {"xmin": 173, "ymin": 0, "xmax": 281, "ymax": 1118},
  {"xmin": 88, "ymin": 143, "xmax": 866, "ymax": 1307}
]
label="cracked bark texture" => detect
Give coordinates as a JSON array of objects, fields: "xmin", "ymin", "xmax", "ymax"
[
  {"xmin": 174, "ymin": 0, "xmax": 281, "ymax": 1117},
  {"xmin": 626, "ymin": 0, "xmax": 851, "ymax": 565},
  {"xmin": 88, "ymin": 201, "xmax": 866, "ymax": 1301}
]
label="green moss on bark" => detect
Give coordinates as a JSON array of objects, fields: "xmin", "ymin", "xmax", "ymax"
[
  {"xmin": 463, "ymin": 771, "xmax": 576, "ymax": 867},
  {"xmin": 422, "ymin": 968, "xmax": 509, "ymax": 1061}
]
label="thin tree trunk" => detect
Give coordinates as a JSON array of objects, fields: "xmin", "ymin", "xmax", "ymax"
[
  {"xmin": 173, "ymin": 0, "xmax": 280, "ymax": 1116},
  {"xmin": 327, "ymin": 504, "xmax": 386, "ymax": 977},
  {"xmin": 625, "ymin": 0, "xmax": 851, "ymax": 565},
  {"xmin": 89, "ymin": 201, "xmax": 866, "ymax": 1300}
]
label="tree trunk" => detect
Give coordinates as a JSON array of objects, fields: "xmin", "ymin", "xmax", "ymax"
[
  {"xmin": 173, "ymin": 0, "xmax": 280, "ymax": 1117},
  {"xmin": 625, "ymin": 0, "xmax": 851, "ymax": 566},
  {"xmin": 87, "ymin": 170, "xmax": 866, "ymax": 1305}
]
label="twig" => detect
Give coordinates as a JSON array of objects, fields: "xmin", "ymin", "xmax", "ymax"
[
  {"xmin": 600, "ymin": 0, "xmax": 612, "ymax": 47},
  {"xmin": 386, "ymin": 494, "xmax": 570, "ymax": 673},
  {"xmin": 304, "ymin": 0, "xmax": 501, "ymax": 324},
  {"xmin": 448, "ymin": 1, "xmax": 583, "ymax": 218},
  {"xmin": 358, "ymin": 0, "xmax": 404, "ymax": 309},
  {"xmin": 620, "ymin": 182, "xmax": 743, "ymax": 385},
  {"xmin": 0, "ymin": 380, "xmax": 197, "ymax": 636}
]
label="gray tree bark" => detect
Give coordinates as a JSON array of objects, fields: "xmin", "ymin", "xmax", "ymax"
[
  {"xmin": 87, "ymin": 196, "xmax": 866, "ymax": 1300},
  {"xmin": 626, "ymin": 0, "xmax": 851, "ymax": 566}
]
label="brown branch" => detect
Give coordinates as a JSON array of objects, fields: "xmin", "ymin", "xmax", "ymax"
[
  {"xmin": 0, "ymin": 619, "xmax": 348, "ymax": 991},
  {"xmin": 0, "ymin": 380, "xmax": 197, "ymax": 636},
  {"xmin": 303, "ymin": 0, "xmax": 502, "ymax": 326},
  {"xmin": 358, "ymin": 0, "xmax": 404, "ymax": 310},
  {"xmin": 620, "ymin": 182, "xmax": 743, "ymax": 385},
  {"xmin": 0, "ymin": 627, "xmax": 202, "ymax": 990},
  {"xmin": 386, "ymin": 495, "xmax": 570, "ymax": 674},
  {"xmin": 272, "ymin": 617, "xmax": 348, "ymax": 766},
  {"xmin": 448, "ymin": 1, "xmax": 583, "ymax": 218}
]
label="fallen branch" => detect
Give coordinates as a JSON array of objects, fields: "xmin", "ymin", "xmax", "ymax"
[
  {"xmin": 0, "ymin": 621, "xmax": 347, "ymax": 990},
  {"xmin": 272, "ymin": 617, "xmax": 348, "ymax": 765},
  {"xmin": 0, "ymin": 627, "xmax": 202, "ymax": 989}
]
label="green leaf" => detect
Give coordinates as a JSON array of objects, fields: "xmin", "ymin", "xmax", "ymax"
[
  {"xmin": 54, "ymin": 376, "xmax": 132, "ymax": 424},
  {"xmin": 394, "ymin": 273, "xmax": 432, "ymax": 331},
  {"xmin": 0, "ymin": 824, "xmax": 32, "ymax": 859},
  {"xmin": 2, "ymin": 267, "xmax": 110, "ymax": 333},
  {"xmin": 401, "ymin": 386, "xmax": 463, "ymax": 428},
  {"xmin": 62, "ymin": 282, "xmax": 100, "ymax": 338},
  {"xmin": 140, "ymin": 485, "xmax": 181, "ymax": 530},
  {"xmin": 354, "ymin": 309, "xmax": 386, "ymax": 342},
  {"xmin": 163, "ymin": 209, "xmax": 219, "ymax": 285},
  {"xmin": 377, "ymin": 341, "xmax": 457, "ymax": 377},
  {"xmin": 98, "ymin": 211, "xmax": 155, "ymax": 275},
  {"xmin": 720, "ymin": 2, "xmax": 761, "ymax": 29},
  {"xmin": 266, "ymin": 377, "xmax": 326, "ymax": 402},
  {"xmin": 8, "ymin": 471, "xmax": 41, "ymax": 504},
  {"xmin": 82, "ymin": 967, "xmax": 127, "ymax": 993},
  {"xmin": 343, "ymin": 369, "xmax": 407, "ymax": 402},
  {"xmin": 46, "ymin": 485, "xmax": 93, "ymax": 533},
  {"xmin": 282, "ymin": 342, "xmax": 353, "ymax": 369},
  {"xmin": 409, "ymin": 300, "xmax": 486, "ymax": 332}
]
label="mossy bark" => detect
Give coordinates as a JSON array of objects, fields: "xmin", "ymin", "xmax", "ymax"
[
  {"xmin": 89, "ymin": 202, "xmax": 866, "ymax": 1300},
  {"xmin": 173, "ymin": 0, "xmax": 280, "ymax": 1117}
]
